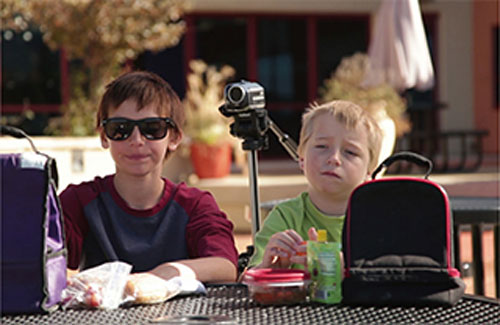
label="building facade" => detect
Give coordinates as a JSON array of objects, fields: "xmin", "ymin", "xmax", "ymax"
[{"xmin": 2, "ymin": 0, "xmax": 498, "ymax": 159}]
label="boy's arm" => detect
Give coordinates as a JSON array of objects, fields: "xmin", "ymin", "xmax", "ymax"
[
  {"xmin": 178, "ymin": 187, "xmax": 239, "ymax": 281},
  {"xmin": 256, "ymin": 229, "xmax": 304, "ymax": 269},
  {"xmin": 148, "ymin": 256, "xmax": 237, "ymax": 283},
  {"xmin": 248, "ymin": 207, "xmax": 292, "ymax": 268},
  {"xmin": 59, "ymin": 185, "xmax": 90, "ymax": 270}
]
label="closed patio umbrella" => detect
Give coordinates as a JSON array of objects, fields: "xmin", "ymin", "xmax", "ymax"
[{"xmin": 362, "ymin": 0, "xmax": 434, "ymax": 91}]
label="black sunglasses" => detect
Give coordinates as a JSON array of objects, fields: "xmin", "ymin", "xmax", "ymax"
[{"xmin": 101, "ymin": 117, "xmax": 176, "ymax": 141}]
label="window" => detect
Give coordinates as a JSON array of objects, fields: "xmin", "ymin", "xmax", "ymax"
[
  {"xmin": 195, "ymin": 17, "xmax": 247, "ymax": 80},
  {"xmin": 135, "ymin": 42, "xmax": 186, "ymax": 98},
  {"xmin": 257, "ymin": 18, "xmax": 307, "ymax": 102},
  {"xmin": 1, "ymin": 28, "xmax": 64, "ymax": 134},
  {"xmin": 316, "ymin": 17, "xmax": 369, "ymax": 86},
  {"xmin": 185, "ymin": 14, "xmax": 370, "ymax": 159},
  {"xmin": 1, "ymin": 29, "xmax": 61, "ymax": 108}
]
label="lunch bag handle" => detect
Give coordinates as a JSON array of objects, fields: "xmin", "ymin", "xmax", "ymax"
[
  {"xmin": 0, "ymin": 124, "xmax": 59, "ymax": 188},
  {"xmin": 372, "ymin": 151, "xmax": 433, "ymax": 179},
  {"xmin": 1, "ymin": 124, "xmax": 40, "ymax": 153}
]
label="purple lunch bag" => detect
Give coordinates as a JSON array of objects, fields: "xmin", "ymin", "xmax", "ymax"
[{"xmin": 1, "ymin": 125, "xmax": 67, "ymax": 314}]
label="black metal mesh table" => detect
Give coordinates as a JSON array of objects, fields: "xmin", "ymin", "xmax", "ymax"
[{"xmin": 2, "ymin": 284, "xmax": 500, "ymax": 324}]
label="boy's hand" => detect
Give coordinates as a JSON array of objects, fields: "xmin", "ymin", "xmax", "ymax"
[
  {"xmin": 257, "ymin": 229, "xmax": 304, "ymax": 269},
  {"xmin": 289, "ymin": 227, "xmax": 318, "ymax": 268},
  {"xmin": 308, "ymin": 227, "xmax": 318, "ymax": 241}
]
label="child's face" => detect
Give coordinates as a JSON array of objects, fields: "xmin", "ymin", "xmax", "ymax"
[
  {"xmin": 99, "ymin": 99, "xmax": 181, "ymax": 178},
  {"xmin": 300, "ymin": 113, "xmax": 371, "ymax": 202}
]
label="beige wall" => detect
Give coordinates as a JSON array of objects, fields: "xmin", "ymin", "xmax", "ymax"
[
  {"xmin": 473, "ymin": 0, "xmax": 499, "ymax": 154},
  {"xmin": 422, "ymin": 1, "xmax": 474, "ymax": 134}
]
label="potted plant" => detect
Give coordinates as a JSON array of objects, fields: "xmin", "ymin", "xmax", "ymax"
[
  {"xmin": 319, "ymin": 52, "xmax": 411, "ymax": 166},
  {"xmin": 183, "ymin": 60, "xmax": 236, "ymax": 178}
]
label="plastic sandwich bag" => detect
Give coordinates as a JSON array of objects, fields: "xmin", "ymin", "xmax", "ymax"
[
  {"xmin": 61, "ymin": 262, "xmax": 207, "ymax": 309},
  {"xmin": 61, "ymin": 261, "xmax": 132, "ymax": 310}
]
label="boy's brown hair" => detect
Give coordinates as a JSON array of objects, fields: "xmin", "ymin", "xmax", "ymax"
[
  {"xmin": 97, "ymin": 71, "xmax": 185, "ymax": 159},
  {"xmin": 297, "ymin": 100, "xmax": 383, "ymax": 173},
  {"xmin": 97, "ymin": 71, "xmax": 185, "ymax": 139}
]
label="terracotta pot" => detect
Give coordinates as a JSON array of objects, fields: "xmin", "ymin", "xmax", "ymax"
[{"xmin": 190, "ymin": 142, "xmax": 232, "ymax": 178}]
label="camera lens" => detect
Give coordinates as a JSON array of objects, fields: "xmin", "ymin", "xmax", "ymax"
[{"xmin": 228, "ymin": 85, "xmax": 245, "ymax": 105}]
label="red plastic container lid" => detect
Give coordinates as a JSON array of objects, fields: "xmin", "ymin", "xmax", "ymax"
[{"xmin": 243, "ymin": 268, "xmax": 310, "ymax": 284}]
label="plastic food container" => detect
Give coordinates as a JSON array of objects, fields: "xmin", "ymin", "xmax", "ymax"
[{"xmin": 242, "ymin": 268, "xmax": 310, "ymax": 305}]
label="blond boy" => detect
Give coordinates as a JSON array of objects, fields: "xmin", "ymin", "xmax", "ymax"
[{"xmin": 249, "ymin": 100, "xmax": 382, "ymax": 269}]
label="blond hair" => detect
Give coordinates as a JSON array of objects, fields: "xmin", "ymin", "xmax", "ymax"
[{"xmin": 297, "ymin": 100, "xmax": 383, "ymax": 173}]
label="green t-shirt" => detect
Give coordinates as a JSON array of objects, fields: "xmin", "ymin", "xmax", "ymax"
[{"xmin": 248, "ymin": 192, "xmax": 345, "ymax": 269}]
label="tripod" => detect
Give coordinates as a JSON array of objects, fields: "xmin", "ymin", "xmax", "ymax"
[
  {"xmin": 245, "ymin": 117, "xmax": 299, "ymax": 238},
  {"xmin": 219, "ymin": 80, "xmax": 300, "ymax": 272},
  {"xmin": 220, "ymin": 105, "xmax": 299, "ymax": 273}
]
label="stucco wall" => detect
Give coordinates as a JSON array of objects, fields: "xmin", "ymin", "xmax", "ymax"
[
  {"xmin": 424, "ymin": 1, "xmax": 474, "ymax": 133},
  {"xmin": 473, "ymin": 0, "xmax": 499, "ymax": 153}
]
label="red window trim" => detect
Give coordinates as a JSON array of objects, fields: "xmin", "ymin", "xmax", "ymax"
[{"xmin": 183, "ymin": 12, "xmax": 370, "ymax": 105}]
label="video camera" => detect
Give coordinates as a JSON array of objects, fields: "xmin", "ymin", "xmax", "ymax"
[
  {"xmin": 219, "ymin": 80, "xmax": 269, "ymax": 151},
  {"xmin": 221, "ymin": 80, "xmax": 265, "ymax": 114}
]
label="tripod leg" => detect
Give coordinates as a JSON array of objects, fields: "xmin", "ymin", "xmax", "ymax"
[{"xmin": 247, "ymin": 150, "xmax": 261, "ymax": 243}]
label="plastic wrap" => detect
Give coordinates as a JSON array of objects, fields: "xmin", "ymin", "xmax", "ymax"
[{"xmin": 61, "ymin": 261, "xmax": 132, "ymax": 309}]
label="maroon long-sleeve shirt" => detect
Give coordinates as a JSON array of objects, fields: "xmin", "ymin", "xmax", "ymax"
[{"xmin": 59, "ymin": 175, "xmax": 238, "ymax": 272}]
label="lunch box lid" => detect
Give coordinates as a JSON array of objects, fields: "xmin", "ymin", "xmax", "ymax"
[{"xmin": 243, "ymin": 268, "xmax": 310, "ymax": 284}]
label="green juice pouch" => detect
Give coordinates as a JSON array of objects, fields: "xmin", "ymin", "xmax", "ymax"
[{"xmin": 307, "ymin": 229, "xmax": 342, "ymax": 304}]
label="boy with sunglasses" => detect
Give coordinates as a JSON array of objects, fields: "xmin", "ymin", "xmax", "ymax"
[{"xmin": 60, "ymin": 71, "xmax": 238, "ymax": 284}]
